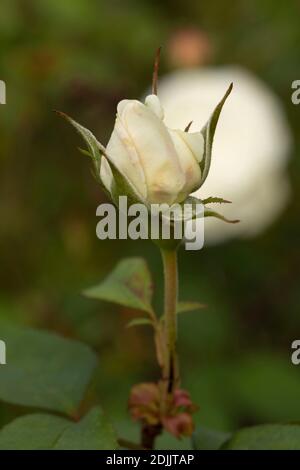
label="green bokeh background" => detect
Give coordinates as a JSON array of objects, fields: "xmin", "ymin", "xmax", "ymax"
[{"xmin": 0, "ymin": 0, "xmax": 300, "ymax": 448}]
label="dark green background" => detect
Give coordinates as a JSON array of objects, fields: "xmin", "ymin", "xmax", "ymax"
[{"xmin": 0, "ymin": 0, "xmax": 299, "ymax": 448}]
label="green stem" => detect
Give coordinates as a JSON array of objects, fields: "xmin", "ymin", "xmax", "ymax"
[{"xmin": 160, "ymin": 248, "xmax": 179, "ymax": 393}]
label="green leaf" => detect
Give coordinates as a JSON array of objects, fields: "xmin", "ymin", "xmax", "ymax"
[
  {"xmin": 200, "ymin": 83, "xmax": 233, "ymax": 186},
  {"xmin": 0, "ymin": 414, "xmax": 70, "ymax": 450},
  {"xmin": 0, "ymin": 407, "xmax": 118, "ymax": 450},
  {"xmin": 0, "ymin": 320, "xmax": 97, "ymax": 416},
  {"xmin": 223, "ymin": 424, "xmax": 300, "ymax": 450},
  {"xmin": 54, "ymin": 407, "xmax": 118, "ymax": 450},
  {"xmin": 177, "ymin": 301, "xmax": 206, "ymax": 314},
  {"xmin": 126, "ymin": 317, "xmax": 153, "ymax": 328},
  {"xmin": 84, "ymin": 257, "xmax": 153, "ymax": 315},
  {"xmin": 193, "ymin": 426, "xmax": 231, "ymax": 450}
]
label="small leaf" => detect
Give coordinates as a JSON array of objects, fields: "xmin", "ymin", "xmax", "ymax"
[
  {"xmin": 126, "ymin": 317, "xmax": 153, "ymax": 328},
  {"xmin": 200, "ymin": 83, "xmax": 233, "ymax": 186},
  {"xmin": 177, "ymin": 301, "xmax": 206, "ymax": 314},
  {"xmin": 202, "ymin": 197, "xmax": 231, "ymax": 205},
  {"xmin": 0, "ymin": 414, "xmax": 70, "ymax": 450},
  {"xmin": 0, "ymin": 407, "xmax": 118, "ymax": 450},
  {"xmin": 54, "ymin": 406, "xmax": 118, "ymax": 450},
  {"xmin": 0, "ymin": 320, "xmax": 97, "ymax": 416},
  {"xmin": 204, "ymin": 208, "xmax": 240, "ymax": 224},
  {"xmin": 193, "ymin": 426, "xmax": 231, "ymax": 450},
  {"xmin": 223, "ymin": 424, "xmax": 300, "ymax": 450},
  {"xmin": 84, "ymin": 257, "xmax": 154, "ymax": 315}
]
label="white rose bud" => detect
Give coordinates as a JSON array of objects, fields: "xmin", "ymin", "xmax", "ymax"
[
  {"xmin": 57, "ymin": 83, "xmax": 234, "ymax": 226},
  {"xmin": 99, "ymin": 94, "xmax": 204, "ymax": 205}
]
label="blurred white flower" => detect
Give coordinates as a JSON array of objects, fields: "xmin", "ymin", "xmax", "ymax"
[{"xmin": 155, "ymin": 67, "xmax": 292, "ymax": 244}]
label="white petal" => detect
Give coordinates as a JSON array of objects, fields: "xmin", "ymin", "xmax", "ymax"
[
  {"xmin": 106, "ymin": 116, "xmax": 147, "ymax": 200},
  {"xmin": 178, "ymin": 130, "xmax": 204, "ymax": 163},
  {"xmin": 169, "ymin": 129, "xmax": 202, "ymax": 199},
  {"xmin": 117, "ymin": 99, "xmax": 128, "ymax": 116},
  {"xmin": 100, "ymin": 156, "xmax": 113, "ymax": 193},
  {"xmin": 122, "ymin": 100, "xmax": 185, "ymax": 204},
  {"xmin": 145, "ymin": 94, "xmax": 164, "ymax": 120}
]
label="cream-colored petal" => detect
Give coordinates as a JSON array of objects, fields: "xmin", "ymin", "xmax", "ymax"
[
  {"xmin": 117, "ymin": 99, "xmax": 136, "ymax": 118},
  {"xmin": 122, "ymin": 100, "xmax": 185, "ymax": 204},
  {"xmin": 100, "ymin": 156, "xmax": 113, "ymax": 193},
  {"xmin": 145, "ymin": 94, "xmax": 164, "ymax": 120},
  {"xmin": 169, "ymin": 129, "xmax": 202, "ymax": 199},
  {"xmin": 106, "ymin": 116, "xmax": 147, "ymax": 199},
  {"xmin": 176, "ymin": 130, "xmax": 204, "ymax": 163}
]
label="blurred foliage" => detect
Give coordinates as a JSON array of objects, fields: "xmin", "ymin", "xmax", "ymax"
[
  {"xmin": 1, "ymin": 0, "xmax": 300, "ymax": 448},
  {"xmin": 0, "ymin": 319, "xmax": 97, "ymax": 415},
  {"xmin": 0, "ymin": 407, "xmax": 118, "ymax": 450}
]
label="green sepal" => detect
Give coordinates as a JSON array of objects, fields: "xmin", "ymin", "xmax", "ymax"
[
  {"xmin": 204, "ymin": 207, "xmax": 239, "ymax": 224},
  {"xmin": 202, "ymin": 196, "xmax": 231, "ymax": 205},
  {"xmin": 200, "ymin": 83, "xmax": 233, "ymax": 186},
  {"xmin": 55, "ymin": 111, "xmax": 145, "ymax": 207},
  {"xmin": 179, "ymin": 196, "xmax": 239, "ymax": 224}
]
